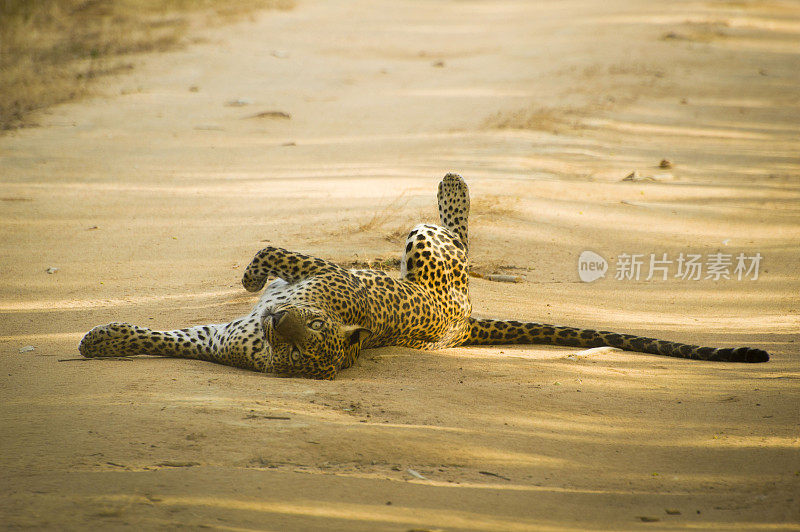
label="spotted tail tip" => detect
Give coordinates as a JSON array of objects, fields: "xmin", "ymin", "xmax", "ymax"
[{"xmin": 713, "ymin": 347, "xmax": 770, "ymax": 363}]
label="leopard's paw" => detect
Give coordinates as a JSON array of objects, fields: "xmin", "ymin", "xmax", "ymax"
[
  {"xmin": 440, "ymin": 172, "xmax": 467, "ymax": 189},
  {"xmin": 79, "ymin": 322, "xmax": 143, "ymax": 358},
  {"xmin": 242, "ymin": 246, "xmax": 279, "ymax": 292}
]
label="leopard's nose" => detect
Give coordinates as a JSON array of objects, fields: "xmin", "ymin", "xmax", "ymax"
[
  {"xmin": 262, "ymin": 309, "xmax": 286, "ymax": 328},
  {"xmin": 270, "ymin": 310, "xmax": 287, "ymax": 328}
]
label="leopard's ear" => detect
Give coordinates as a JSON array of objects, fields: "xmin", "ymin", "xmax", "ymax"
[{"xmin": 342, "ymin": 325, "xmax": 371, "ymax": 347}]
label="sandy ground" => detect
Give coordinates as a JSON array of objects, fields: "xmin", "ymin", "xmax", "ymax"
[{"xmin": 1, "ymin": 0, "xmax": 800, "ymax": 530}]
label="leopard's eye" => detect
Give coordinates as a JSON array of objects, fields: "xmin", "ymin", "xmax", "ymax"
[{"xmin": 309, "ymin": 319, "xmax": 324, "ymax": 331}]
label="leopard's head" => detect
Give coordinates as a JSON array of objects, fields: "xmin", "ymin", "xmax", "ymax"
[{"xmin": 262, "ymin": 305, "xmax": 371, "ymax": 380}]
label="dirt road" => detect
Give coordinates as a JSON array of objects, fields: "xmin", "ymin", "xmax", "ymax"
[{"xmin": 1, "ymin": 0, "xmax": 799, "ymax": 529}]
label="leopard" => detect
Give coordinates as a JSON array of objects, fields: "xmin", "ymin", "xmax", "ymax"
[{"xmin": 79, "ymin": 173, "xmax": 770, "ymax": 379}]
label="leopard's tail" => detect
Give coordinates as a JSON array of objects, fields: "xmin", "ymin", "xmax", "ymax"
[{"xmin": 462, "ymin": 317, "xmax": 769, "ymax": 363}]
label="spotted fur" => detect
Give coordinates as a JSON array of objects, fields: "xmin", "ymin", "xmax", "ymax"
[{"xmin": 79, "ymin": 173, "xmax": 770, "ymax": 379}]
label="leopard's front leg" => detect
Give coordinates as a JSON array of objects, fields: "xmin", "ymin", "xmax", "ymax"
[
  {"xmin": 241, "ymin": 245, "xmax": 346, "ymax": 292},
  {"xmin": 79, "ymin": 318, "xmax": 270, "ymax": 372}
]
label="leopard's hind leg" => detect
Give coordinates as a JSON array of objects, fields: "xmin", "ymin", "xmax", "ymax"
[
  {"xmin": 399, "ymin": 173, "xmax": 471, "ymax": 297},
  {"xmin": 399, "ymin": 174, "xmax": 471, "ymax": 301},
  {"xmin": 390, "ymin": 174, "xmax": 473, "ymax": 346},
  {"xmin": 437, "ymin": 172, "xmax": 470, "ymax": 252}
]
